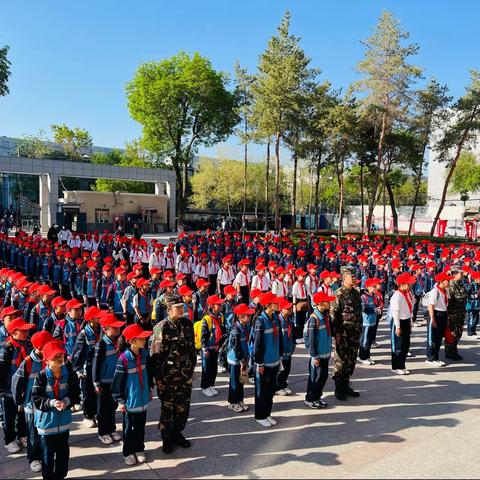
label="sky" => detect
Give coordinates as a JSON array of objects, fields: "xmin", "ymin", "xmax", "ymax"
[{"xmin": 0, "ymin": 0, "xmax": 479, "ymax": 158}]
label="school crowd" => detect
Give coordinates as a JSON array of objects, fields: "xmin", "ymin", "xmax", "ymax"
[{"xmin": 0, "ymin": 228, "xmax": 478, "ymax": 479}]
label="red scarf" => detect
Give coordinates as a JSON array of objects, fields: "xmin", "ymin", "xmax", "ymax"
[
  {"xmin": 270, "ymin": 314, "xmax": 279, "ymax": 338},
  {"xmin": 242, "ymin": 271, "xmax": 249, "ymax": 287},
  {"xmin": 398, "ymin": 289, "xmax": 413, "ymax": 314},
  {"xmin": 297, "ymin": 281, "xmax": 306, "ymax": 298},
  {"xmin": 322, "ymin": 310, "xmax": 331, "ymax": 337},
  {"xmin": 53, "ymin": 377, "xmax": 60, "ymax": 399},
  {"xmin": 8, "ymin": 337, "xmax": 27, "ymax": 368},
  {"xmin": 436, "ymin": 285, "xmax": 448, "ymax": 307},
  {"xmin": 211, "ymin": 313, "xmax": 223, "ymax": 344}
]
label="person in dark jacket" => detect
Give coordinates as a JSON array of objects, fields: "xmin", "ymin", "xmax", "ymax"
[{"xmin": 32, "ymin": 340, "xmax": 80, "ymax": 480}]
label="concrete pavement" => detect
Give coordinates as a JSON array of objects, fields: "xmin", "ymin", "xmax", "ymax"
[{"xmin": 1, "ymin": 320, "xmax": 479, "ymax": 479}]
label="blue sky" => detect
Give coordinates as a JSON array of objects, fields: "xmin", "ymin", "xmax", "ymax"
[{"xmin": 0, "ymin": 0, "xmax": 479, "ymax": 158}]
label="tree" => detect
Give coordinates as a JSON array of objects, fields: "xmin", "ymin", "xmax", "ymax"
[
  {"xmin": 355, "ymin": 10, "xmax": 422, "ymax": 233},
  {"xmin": 430, "ymin": 70, "xmax": 480, "ymax": 236},
  {"xmin": 253, "ymin": 11, "xmax": 317, "ymax": 230},
  {"xmin": 408, "ymin": 79, "xmax": 451, "ymax": 235},
  {"xmin": 51, "ymin": 124, "xmax": 93, "ymax": 161},
  {"xmin": 126, "ymin": 52, "xmax": 238, "ymax": 230},
  {"xmin": 0, "ymin": 45, "xmax": 11, "ymax": 98},
  {"xmin": 449, "ymin": 151, "xmax": 480, "ymax": 200},
  {"xmin": 17, "ymin": 129, "xmax": 53, "ymax": 158},
  {"xmin": 234, "ymin": 62, "xmax": 256, "ymax": 235}
]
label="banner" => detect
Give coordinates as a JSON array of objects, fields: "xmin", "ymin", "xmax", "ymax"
[
  {"xmin": 465, "ymin": 220, "xmax": 478, "ymax": 241},
  {"xmin": 437, "ymin": 219, "xmax": 448, "ymax": 237}
]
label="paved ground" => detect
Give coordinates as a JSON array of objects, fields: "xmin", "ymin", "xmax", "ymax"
[{"xmin": 1, "ymin": 320, "xmax": 479, "ymax": 479}]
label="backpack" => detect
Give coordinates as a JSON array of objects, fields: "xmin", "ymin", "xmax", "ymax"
[
  {"xmin": 421, "ymin": 289, "xmax": 435, "ymax": 308},
  {"xmin": 303, "ymin": 313, "xmax": 319, "ymax": 349},
  {"xmin": 194, "ymin": 315, "xmax": 212, "ymax": 350}
]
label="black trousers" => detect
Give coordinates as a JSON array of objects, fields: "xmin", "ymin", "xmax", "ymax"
[
  {"xmin": 122, "ymin": 411, "xmax": 146, "ymax": 457},
  {"xmin": 201, "ymin": 351, "xmax": 218, "ymax": 389},
  {"xmin": 412, "ymin": 295, "xmax": 422, "ymax": 323},
  {"xmin": 81, "ymin": 374, "xmax": 96, "ymax": 420},
  {"xmin": 305, "ymin": 358, "xmax": 329, "ymax": 402},
  {"xmin": 208, "ymin": 275, "xmax": 217, "ymax": 295},
  {"xmin": 254, "ymin": 365, "xmax": 279, "ymax": 420},
  {"xmin": 239, "ymin": 285, "xmax": 249, "ymax": 305},
  {"xmin": 467, "ymin": 310, "xmax": 479, "ymax": 335},
  {"xmin": 359, "ymin": 324, "xmax": 376, "ymax": 360},
  {"xmin": 2, "ymin": 396, "xmax": 27, "ymax": 444},
  {"xmin": 228, "ymin": 364, "xmax": 244, "ymax": 404},
  {"xmin": 97, "ymin": 383, "xmax": 117, "ymax": 436},
  {"xmin": 25, "ymin": 412, "xmax": 42, "ymax": 464},
  {"xmin": 427, "ymin": 310, "xmax": 447, "ymax": 361},
  {"xmin": 391, "ymin": 319, "xmax": 411, "ymax": 369},
  {"xmin": 276, "ymin": 356, "xmax": 292, "ymax": 390},
  {"xmin": 40, "ymin": 431, "xmax": 69, "ymax": 480},
  {"xmin": 294, "ymin": 309, "xmax": 307, "ymax": 340}
]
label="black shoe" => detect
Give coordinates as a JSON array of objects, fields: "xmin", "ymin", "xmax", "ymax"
[
  {"xmin": 162, "ymin": 443, "xmax": 174, "ymax": 454},
  {"xmin": 173, "ymin": 433, "xmax": 191, "ymax": 448},
  {"xmin": 446, "ymin": 353, "xmax": 463, "ymax": 361},
  {"xmin": 335, "ymin": 388, "xmax": 347, "ymax": 401},
  {"xmin": 344, "ymin": 385, "xmax": 360, "ymax": 397}
]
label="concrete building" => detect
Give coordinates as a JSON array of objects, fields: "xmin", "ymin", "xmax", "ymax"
[{"xmin": 59, "ymin": 190, "xmax": 169, "ymax": 233}]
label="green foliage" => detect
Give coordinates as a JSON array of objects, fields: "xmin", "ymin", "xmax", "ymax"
[
  {"xmin": 17, "ymin": 129, "xmax": 53, "ymax": 158},
  {"xmin": 51, "ymin": 124, "xmax": 93, "ymax": 161},
  {"xmin": 450, "ymin": 152, "xmax": 480, "ymax": 196},
  {"xmin": 0, "ymin": 45, "xmax": 11, "ymax": 97}
]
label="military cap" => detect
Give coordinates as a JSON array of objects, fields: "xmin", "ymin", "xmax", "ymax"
[
  {"xmin": 165, "ymin": 293, "xmax": 183, "ymax": 308},
  {"xmin": 340, "ymin": 266, "xmax": 356, "ymax": 277}
]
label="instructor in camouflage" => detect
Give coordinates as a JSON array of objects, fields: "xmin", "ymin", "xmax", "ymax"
[
  {"xmin": 330, "ymin": 266, "xmax": 362, "ymax": 401},
  {"xmin": 446, "ymin": 267, "xmax": 467, "ymax": 361},
  {"xmin": 150, "ymin": 293, "xmax": 197, "ymax": 454}
]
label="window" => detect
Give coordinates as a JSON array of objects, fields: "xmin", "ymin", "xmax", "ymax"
[
  {"xmin": 1, "ymin": 141, "xmax": 9, "ymax": 148},
  {"xmin": 95, "ymin": 208, "xmax": 109, "ymax": 223}
]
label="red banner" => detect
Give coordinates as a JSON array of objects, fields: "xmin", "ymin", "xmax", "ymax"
[
  {"xmin": 437, "ymin": 219, "xmax": 448, "ymax": 237},
  {"xmin": 465, "ymin": 220, "xmax": 478, "ymax": 240}
]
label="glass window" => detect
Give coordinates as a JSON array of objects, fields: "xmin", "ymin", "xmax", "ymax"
[{"xmin": 95, "ymin": 208, "xmax": 109, "ymax": 223}]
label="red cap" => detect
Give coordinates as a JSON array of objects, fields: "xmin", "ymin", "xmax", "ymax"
[
  {"xmin": 177, "ymin": 285, "xmax": 193, "ymax": 296},
  {"xmin": 100, "ymin": 313, "xmax": 126, "ymax": 328},
  {"xmin": 137, "ymin": 278, "xmax": 149, "ymax": 289},
  {"xmin": 176, "ymin": 273, "xmax": 186, "ymax": 281},
  {"xmin": 207, "ymin": 295, "xmax": 225, "ymax": 306},
  {"xmin": 238, "ymin": 259, "xmax": 251, "ymax": 266},
  {"xmin": 31, "ymin": 331, "xmax": 54, "ymax": 350},
  {"xmin": 224, "ymin": 285, "xmax": 237, "ymax": 296},
  {"xmin": 115, "ymin": 267, "xmax": 126, "ymax": 276},
  {"xmin": 102, "ymin": 265, "xmax": 112, "ymax": 273},
  {"xmin": 149, "ymin": 267, "xmax": 162, "ymax": 275},
  {"xmin": 122, "ymin": 324, "xmax": 153, "ymax": 341},
  {"xmin": 435, "ymin": 272, "xmax": 454, "ymax": 283},
  {"xmin": 159, "ymin": 279, "xmax": 175, "ymax": 289},
  {"xmin": 250, "ymin": 288, "xmax": 262, "ymax": 299},
  {"xmin": 51, "ymin": 296, "xmax": 68, "ymax": 308},
  {"xmin": 66, "ymin": 299, "xmax": 83, "ymax": 310},
  {"xmin": 233, "ymin": 304, "xmax": 255, "ymax": 316},
  {"xmin": 196, "ymin": 278, "xmax": 210, "ymax": 288},
  {"xmin": 396, "ymin": 273, "xmax": 416, "ymax": 285},
  {"xmin": 42, "ymin": 340, "xmax": 66, "ymax": 361},
  {"xmin": 258, "ymin": 292, "xmax": 281, "ymax": 306},
  {"xmin": 279, "ymin": 298, "xmax": 293, "ymax": 310},
  {"xmin": 0, "ymin": 307, "xmax": 21, "ymax": 318},
  {"xmin": 295, "ymin": 269, "xmax": 307, "ymax": 278},
  {"xmin": 312, "ymin": 292, "xmax": 336, "ymax": 304},
  {"xmin": 85, "ymin": 306, "xmax": 102, "ymax": 321},
  {"xmin": 7, "ymin": 318, "xmax": 36, "ymax": 333},
  {"xmin": 37, "ymin": 285, "xmax": 57, "ymax": 296}
]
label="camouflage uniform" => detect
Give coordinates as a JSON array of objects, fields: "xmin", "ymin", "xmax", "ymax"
[
  {"xmin": 446, "ymin": 279, "xmax": 467, "ymax": 358},
  {"xmin": 330, "ymin": 272, "xmax": 362, "ymax": 393},
  {"xmin": 150, "ymin": 313, "xmax": 197, "ymax": 445}
]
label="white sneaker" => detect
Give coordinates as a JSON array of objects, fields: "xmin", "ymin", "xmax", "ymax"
[
  {"xmin": 248, "ymin": 377, "xmax": 255, "ymax": 384},
  {"xmin": 392, "ymin": 369, "xmax": 405, "ymax": 375},
  {"xmin": 135, "ymin": 452, "xmax": 147, "ymax": 463},
  {"xmin": 403, "ymin": 369, "xmax": 411, "ymax": 375},
  {"xmin": 425, "ymin": 360, "xmax": 438, "ymax": 367},
  {"xmin": 406, "ymin": 352, "xmax": 413, "ymax": 357},
  {"xmin": 5, "ymin": 441, "xmax": 21, "ymax": 454},
  {"xmin": 73, "ymin": 403, "xmax": 83, "ymax": 412},
  {"xmin": 228, "ymin": 403, "xmax": 244, "ymax": 413},
  {"xmin": 30, "ymin": 460, "xmax": 42, "ymax": 473},
  {"xmin": 359, "ymin": 358, "xmax": 375, "ymax": 365},
  {"xmin": 111, "ymin": 431, "xmax": 122, "ymax": 442},
  {"xmin": 209, "ymin": 387, "xmax": 219, "ymax": 396},
  {"xmin": 124, "ymin": 454, "xmax": 137, "ymax": 466},
  {"xmin": 285, "ymin": 387, "xmax": 293, "ymax": 395},
  {"xmin": 436, "ymin": 360, "xmax": 446, "ymax": 367},
  {"xmin": 256, "ymin": 418, "xmax": 272, "ymax": 428},
  {"xmin": 276, "ymin": 388, "xmax": 288, "ymax": 396},
  {"xmin": 82, "ymin": 418, "xmax": 97, "ymax": 428},
  {"xmin": 296, "ymin": 338, "xmax": 304, "ymax": 344},
  {"xmin": 267, "ymin": 416, "xmax": 277, "ymax": 426},
  {"xmin": 98, "ymin": 434, "xmax": 114, "ymax": 445},
  {"xmin": 371, "ymin": 342, "xmax": 380, "ymax": 349},
  {"xmin": 19, "ymin": 436, "xmax": 28, "ymax": 448},
  {"xmin": 239, "ymin": 401, "xmax": 249, "ymax": 411},
  {"xmin": 202, "ymin": 388, "xmax": 214, "ymax": 397}
]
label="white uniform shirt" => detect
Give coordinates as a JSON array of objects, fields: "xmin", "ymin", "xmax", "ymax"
[
  {"xmin": 305, "ymin": 274, "xmax": 318, "ymax": 298},
  {"xmin": 233, "ymin": 270, "xmax": 251, "ymax": 288},
  {"xmin": 271, "ymin": 278, "xmax": 288, "ymax": 297},
  {"xmin": 217, "ymin": 266, "xmax": 235, "ymax": 285},
  {"xmin": 388, "ymin": 290, "xmax": 413, "ymax": 328},
  {"xmin": 149, "ymin": 252, "xmax": 164, "ymax": 269},
  {"xmin": 251, "ymin": 274, "xmax": 270, "ymax": 292},
  {"xmin": 195, "ymin": 263, "xmax": 209, "ymax": 279},
  {"xmin": 207, "ymin": 261, "xmax": 220, "ymax": 276},
  {"xmin": 292, "ymin": 281, "xmax": 307, "ymax": 301},
  {"xmin": 428, "ymin": 285, "xmax": 448, "ymax": 312}
]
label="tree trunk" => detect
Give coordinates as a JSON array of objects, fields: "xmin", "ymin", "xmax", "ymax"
[
  {"xmin": 382, "ymin": 168, "xmax": 387, "ymax": 236},
  {"xmin": 408, "ymin": 145, "xmax": 427, "ymax": 236},
  {"xmin": 386, "ymin": 178, "xmax": 399, "ymax": 234},
  {"xmin": 360, "ymin": 158, "xmax": 365, "ymax": 234},
  {"xmin": 314, "ymin": 154, "xmax": 321, "ymax": 233},
  {"xmin": 274, "ymin": 132, "xmax": 281, "ymax": 231},
  {"xmin": 430, "ymin": 122, "xmax": 474, "ymax": 236},
  {"xmin": 367, "ymin": 112, "xmax": 387, "ymax": 233},
  {"xmin": 336, "ymin": 160, "xmax": 345, "ymax": 237},
  {"xmin": 307, "ymin": 162, "xmax": 313, "ymax": 236},
  {"xmin": 264, "ymin": 140, "xmax": 270, "ymax": 232},
  {"xmin": 173, "ymin": 161, "xmax": 184, "ymax": 230},
  {"xmin": 242, "ymin": 120, "xmax": 248, "ymax": 240},
  {"xmin": 291, "ymin": 150, "xmax": 298, "ymax": 232}
]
